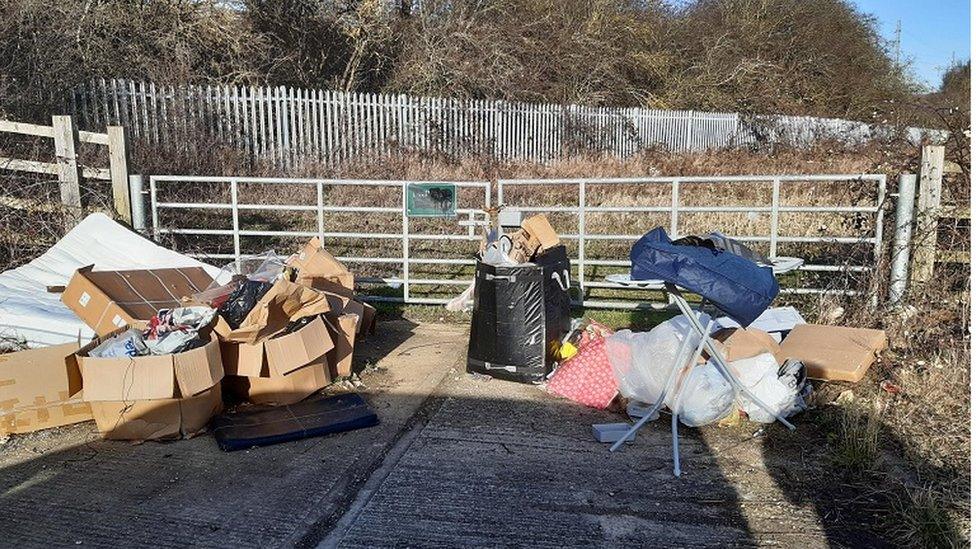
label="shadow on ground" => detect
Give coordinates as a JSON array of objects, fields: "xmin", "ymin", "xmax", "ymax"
[{"xmin": 0, "ymin": 319, "xmax": 957, "ymax": 548}]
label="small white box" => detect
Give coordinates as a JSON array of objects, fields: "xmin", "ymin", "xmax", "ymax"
[
  {"xmin": 592, "ymin": 422, "xmax": 637, "ymax": 444},
  {"xmin": 498, "ymin": 208, "xmax": 523, "ymax": 229}
]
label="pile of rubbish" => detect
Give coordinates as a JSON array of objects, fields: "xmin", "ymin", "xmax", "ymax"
[
  {"xmin": 1, "ymin": 224, "xmax": 378, "ymax": 446},
  {"xmin": 463, "ymin": 218, "xmax": 888, "ymax": 451}
]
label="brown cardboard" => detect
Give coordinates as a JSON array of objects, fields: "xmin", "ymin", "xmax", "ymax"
[
  {"xmin": 223, "ymin": 360, "xmax": 332, "ymax": 405},
  {"xmin": 219, "ymin": 315, "xmax": 334, "ymax": 378},
  {"xmin": 89, "ymin": 384, "xmax": 222, "ymax": 441},
  {"xmin": 288, "ymin": 237, "xmax": 355, "ymax": 291},
  {"xmin": 325, "ymin": 313, "xmax": 358, "ymax": 378},
  {"xmin": 61, "ymin": 266, "xmax": 214, "ymax": 336},
  {"xmin": 0, "ymin": 343, "xmax": 93, "ymax": 435},
  {"xmin": 779, "ymin": 324, "xmax": 887, "ymax": 382},
  {"xmin": 711, "ymin": 328, "xmax": 786, "ymax": 364},
  {"xmin": 521, "ymin": 214, "xmax": 560, "ymax": 250},
  {"xmin": 359, "ymin": 300, "xmax": 377, "ymax": 335},
  {"xmin": 264, "ymin": 316, "xmax": 334, "ymax": 376},
  {"xmin": 75, "ymin": 329, "xmax": 223, "ymax": 402},
  {"xmin": 215, "ymin": 278, "xmax": 331, "ymax": 345}
]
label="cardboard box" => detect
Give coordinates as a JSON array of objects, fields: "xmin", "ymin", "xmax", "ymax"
[
  {"xmin": 317, "ymin": 289, "xmax": 375, "ymax": 336},
  {"xmin": 223, "ymin": 360, "xmax": 332, "ymax": 405},
  {"xmin": 288, "ymin": 237, "xmax": 355, "ymax": 292},
  {"xmin": 72, "ymin": 329, "xmax": 223, "ymax": 402},
  {"xmin": 521, "ymin": 214, "xmax": 560, "ymax": 250},
  {"xmin": 61, "ymin": 266, "xmax": 214, "ymax": 336},
  {"xmin": 0, "ymin": 343, "xmax": 93, "ymax": 435},
  {"xmin": 215, "ymin": 278, "xmax": 332, "ymax": 345},
  {"xmin": 779, "ymin": 324, "xmax": 887, "ymax": 382},
  {"xmin": 325, "ymin": 313, "xmax": 358, "ymax": 378},
  {"xmin": 90, "ymin": 384, "xmax": 222, "ymax": 441},
  {"xmin": 711, "ymin": 328, "xmax": 786, "ymax": 365},
  {"xmin": 220, "ymin": 315, "xmax": 334, "ymax": 378},
  {"xmin": 509, "ymin": 214, "xmax": 561, "ymax": 263}
]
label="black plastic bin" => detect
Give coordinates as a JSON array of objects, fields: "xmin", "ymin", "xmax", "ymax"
[{"xmin": 466, "ymin": 245, "xmax": 572, "ymax": 383}]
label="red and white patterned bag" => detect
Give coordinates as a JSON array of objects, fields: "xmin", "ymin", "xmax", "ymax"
[{"xmin": 547, "ymin": 337, "xmax": 618, "ymax": 409}]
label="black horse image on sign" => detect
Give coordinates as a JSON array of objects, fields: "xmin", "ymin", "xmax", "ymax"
[{"xmin": 406, "ymin": 183, "xmax": 457, "ymax": 217}]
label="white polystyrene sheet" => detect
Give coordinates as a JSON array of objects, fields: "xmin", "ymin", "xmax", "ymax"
[{"xmin": 0, "ymin": 213, "xmax": 220, "ymax": 348}]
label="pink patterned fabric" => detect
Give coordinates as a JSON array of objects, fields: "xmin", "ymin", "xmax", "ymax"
[{"xmin": 547, "ymin": 338, "xmax": 618, "ymax": 409}]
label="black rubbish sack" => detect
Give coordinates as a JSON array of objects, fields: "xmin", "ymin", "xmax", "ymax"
[
  {"xmin": 217, "ymin": 279, "xmax": 274, "ymax": 329},
  {"xmin": 467, "ymin": 245, "xmax": 572, "ymax": 383}
]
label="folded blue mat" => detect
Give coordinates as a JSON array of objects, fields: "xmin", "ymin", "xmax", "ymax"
[
  {"xmin": 211, "ymin": 393, "xmax": 378, "ymax": 452},
  {"xmin": 630, "ymin": 227, "xmax": 779, "ymax": 326}
]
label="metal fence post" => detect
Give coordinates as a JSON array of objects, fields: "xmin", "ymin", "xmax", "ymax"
[
  {"xmin": 889, "ymin": 173, "xmax": 917, "ymax": 303},
  {"xmin": 128, "ymin": 174, "xmax": 146, "ymax": 233}
]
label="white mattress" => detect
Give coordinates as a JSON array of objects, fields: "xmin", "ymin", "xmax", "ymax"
[{"xmin": 0, "ymin": 213, "xmax": 219, "ymax": 348}]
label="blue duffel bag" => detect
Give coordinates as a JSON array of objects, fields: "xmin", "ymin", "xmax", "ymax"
[{"xmin": 630, "ymin": 227, "xmax": 779, "ymax": 326}]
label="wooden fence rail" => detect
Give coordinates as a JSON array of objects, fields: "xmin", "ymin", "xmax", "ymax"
[
  {"xmin": 0, "ymin": 115, "xmax": 130, "ymax": 226},
  {"xmin": 71, "ymin": 79, "xmax": 938, "ymax": 168}
]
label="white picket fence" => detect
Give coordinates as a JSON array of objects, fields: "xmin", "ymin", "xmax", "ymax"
[{"xmin": 69, "ymin": 79, "xmax": 935, "ymax": 166}]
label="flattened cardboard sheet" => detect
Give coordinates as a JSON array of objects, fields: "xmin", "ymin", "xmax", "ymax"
[
  {"xmin": 0, "ymin": 342, "xmax": 93, "ymax": 434},
  {"xmin": 779, "ymin": 324, "xmax": 887, "ymax": 382}
]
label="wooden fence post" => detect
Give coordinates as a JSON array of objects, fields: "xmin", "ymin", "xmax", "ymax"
[
  {"xmin": 107, "ymin": 125, "xmax": 131, "ymax": 224},
  {"xmin": 910, "ymin": 144, "xmax": 945, "ymax": 286},
  {"xmin": 51, "ymin": 115, "xmax": 82, "ymax": 226}
]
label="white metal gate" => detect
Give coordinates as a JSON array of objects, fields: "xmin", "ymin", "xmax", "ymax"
[
  {"xmin": 146, "ymin": 174, "xmax": 885, "ymax": 309},
  {"xmin": 147, "ymin": 176, "xmax": 490, "ymax": 304},
  {"xmin": 498, "ymin": 174, "xmax": 886, "ymax": 308}
]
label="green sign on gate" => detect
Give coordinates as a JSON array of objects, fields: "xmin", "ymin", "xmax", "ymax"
[{"xmin": 406, "ymin": 183, "xmax": 457, "ymax": 217}]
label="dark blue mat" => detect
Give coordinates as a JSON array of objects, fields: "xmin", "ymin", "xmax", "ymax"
[{"xmin": 211, "ymin": 393, "xmax": 378, "ymax": 451}]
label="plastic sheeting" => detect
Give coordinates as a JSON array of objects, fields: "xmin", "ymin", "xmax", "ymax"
[{"xmin": 0, "ymin": 213, "xmax": 219, "ymax": 348}]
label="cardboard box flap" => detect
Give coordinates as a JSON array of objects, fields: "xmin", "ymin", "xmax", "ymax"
[
  {"xmin": 521, "ymin": 214, "xmax": 560, "ymax": 250},
  {"xmin": 62, "ymin": 266, "xmax": 214, "ymax": 336},
  {"xmin": 220, "ymin": 279, "xmax": 332, "ymax": 345},
  {"xmin": 2, "ymin": 343, "xmax": 84, "ymax": 403},
  {"xmin": 325, "ymin": 313, "xmax": 358, "ymax": 378},
  {"xmin": 710, "ymin": 327, "xmax": 785, "ymax": 364},
  {"xmin": 220, "ymin": 340, "xmax": 267, "ymax": 377},
  {"xmin": 779, "ymin": 324, "xmax": 887, "ymax": 382},
  {"xmin": 289, "ymin": 237, "xmax": 354, "ymax": 291},
  {"xmin": 263, "ymin": 315, "xmax": 334, "ymax": 376},
  {"xmin": 80, "ymin": 353, "xmax": 176, "ymax": 402},
  {"xmin": 173, "ymin": 338, "xmax": 224, "ymax": 397}
]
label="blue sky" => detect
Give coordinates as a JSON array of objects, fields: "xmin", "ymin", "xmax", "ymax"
[{"xmin": 852, "ymin": 0, "xmax": 970, "ymax": 90}]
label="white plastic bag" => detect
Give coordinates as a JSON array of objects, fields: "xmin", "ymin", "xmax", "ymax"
[
  {"xmin": 89, "ymin": 328, "xmax": 149, "ymax": 358},
  {"xmin": 728, "ymin": 353, "xmax": 807, "ymax": 423},
  {"xmin": 673, "ymin": 361, "xmax": 733, "ymax": 427},
  {"xmin": 605, "ymin": 313, "xmax": 733, "ymax": 426},
  {"xmin": 482, "ymin": 236, "xmax": 518, "ymax": 267},
  {"xmin": 446, "ymin": 280, "xmax": 476, "ymax": 312}
]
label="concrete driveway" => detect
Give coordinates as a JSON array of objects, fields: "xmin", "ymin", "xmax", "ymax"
[{"xmin": 0, "ymin": 320, "xmax": 889, "ymax": 548}]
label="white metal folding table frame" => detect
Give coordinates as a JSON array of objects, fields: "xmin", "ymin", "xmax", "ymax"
[{"xmin": 603, "ymin": 260, "xmax": 802, "ymax": 477}]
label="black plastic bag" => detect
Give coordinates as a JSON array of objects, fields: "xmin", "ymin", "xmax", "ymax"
[
  {"xmin": 217, "ymin": 279, "xmax": 274, "ymax": 330},
  {"xmin": 467, "ymin": 245, "xmax": 572, "ymax": 383}
]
